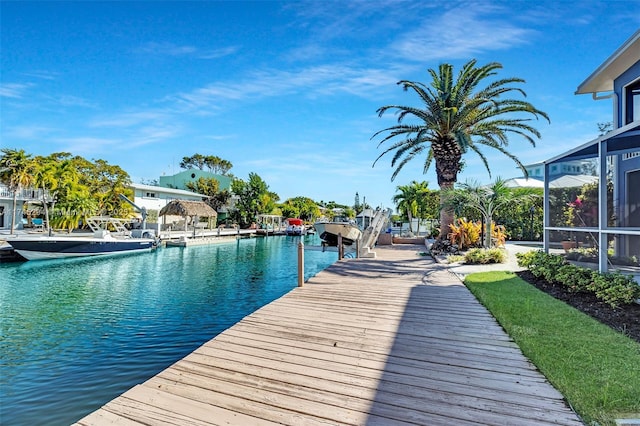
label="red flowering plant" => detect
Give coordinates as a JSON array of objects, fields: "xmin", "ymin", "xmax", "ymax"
[
  {"xmin": 563, "ymin": 184, "xmax": 601, "ymax": 248},
  {"xmin": 564, "ymin": 196, "xmax": 583, "ymax": 227}
]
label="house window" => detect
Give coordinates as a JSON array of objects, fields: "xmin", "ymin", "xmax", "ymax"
[
  {"xmin": 625, "ymin": 80, "xmax": 640, "ymax": 124},
  {"xmin": 623, "ymin": 152, "xmax": 640, "ymax": 161},
  {"xmin": 145, "ymin": 192, "xmax": 156, "ymax": 198}
]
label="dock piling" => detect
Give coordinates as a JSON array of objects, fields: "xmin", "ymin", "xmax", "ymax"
[{"xmin": 297, "ymin": 241, "xmax": 304, "ymax": 287}]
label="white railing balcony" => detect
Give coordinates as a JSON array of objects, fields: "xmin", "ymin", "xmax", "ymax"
[{"xmin": 0, "ymin": 184, "xmax": 50, "ymax": 202}]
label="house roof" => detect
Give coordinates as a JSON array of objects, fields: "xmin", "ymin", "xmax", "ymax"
[
  {"xmin": 506, "ymin": 175, "xmax": 598, "ymax": 189},
  {"xmin": 576, "ymin": 30, "xmax": 640, "ymax": 94},
  {"xmin": 549, "ymin": 174, "xmax": 599, "ymax": 188},
  {"xmin": 504, "ymin": 178, "xmax": 545, "ymax": 188},
  {"xmin": 130, "ymin": 182, "xmax": 206, "ymax": 198},
  {"xmin": 545, "ymin": 122, "xmax": 640, "ymax": 164},
  {"xmin": 158, "ymin": 200, "xmax": 217, "ymax": 217}
]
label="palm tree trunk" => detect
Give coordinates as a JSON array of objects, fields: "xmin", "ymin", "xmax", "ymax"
[
  {"xmin": 438, "ymin": 182, "xmax": 455, "ymax": 239},
  {"xmin": 41, "ymin": 186, "xmax": 51, "ymax": 235},
  {"xmin": 10, "ymin": 190, "xmax": 17, "ymax": 235},
  {"xmin": 485, "ymin": 215, "xmax": 492, "ymax": 248},
  {"xmin": 434, "ymin": 141, "xmax": 462, "ymax": 240}
]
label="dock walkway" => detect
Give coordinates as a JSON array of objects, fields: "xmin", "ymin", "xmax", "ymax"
[{"xmin": 75, "ymin": 244, "xmax": 582, "ymax": 425}]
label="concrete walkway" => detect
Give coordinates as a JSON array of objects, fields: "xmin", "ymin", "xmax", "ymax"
[
  {"xmin": 75, "ymin": 244, "xmax": 582, "ymax": 425},
  {"xmin": 435, "ymin": 241, "xmax": 541, "ymax": 278}
]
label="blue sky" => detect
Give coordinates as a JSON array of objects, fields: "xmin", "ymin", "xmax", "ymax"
[{"xmin": 2, "ymin": 1, "xmax": 639, "ymax": 209}]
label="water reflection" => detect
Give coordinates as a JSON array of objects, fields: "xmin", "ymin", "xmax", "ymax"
[{"xmin": 0, "ymin": 235, "xmax": 335, "ymax": 425}]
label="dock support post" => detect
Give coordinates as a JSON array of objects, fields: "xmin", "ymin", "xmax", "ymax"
[
  {"xmin": 338, "ymin": 233, "xmax": 343, "ymax": 259},
  {"xmin": 356, "ymin": 239, "xmax": 360, "ymax": 259},
  {"xmin": 297, "ymin": 241, "xmax": 304, "ymax": 287}
]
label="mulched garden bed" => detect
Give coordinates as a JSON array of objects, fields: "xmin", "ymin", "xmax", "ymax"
[{"xmin": 516, "ymin": 270, "xmax": 640, "ymax": 344}]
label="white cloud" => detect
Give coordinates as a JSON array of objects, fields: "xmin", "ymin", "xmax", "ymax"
[
  {"xmin": 167, "ymin": 63, "xmax": 403, "ymax": 113},
  {"xmin": 89, "ymin": 111, "xmax": 170, "ymax": 128},
  {"xmin": 199, "ymin": 46, "xmax": 239, "ymax": 59},
  {"xmin": 21, "ymin": 70, "xmax": 59, "ymax": 80},
  {"xmin": 393, "ymin": 4, "xmax": 536, "ymax": 61},
  {"xmin": 0, "ymin": 83, "xmax": 33, "ymax": 98},
  {"xmin": 136, "ymin": 42, "xmax": 238, "ymax": 60},
  {"xmin": 137, "ymin": 42, "xmax": 197, "ymax": 56}
]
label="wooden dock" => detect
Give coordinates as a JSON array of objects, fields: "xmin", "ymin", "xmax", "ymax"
[{"xmin": 74, "ymin": 244, "xmax": 583, "ymax": 425}]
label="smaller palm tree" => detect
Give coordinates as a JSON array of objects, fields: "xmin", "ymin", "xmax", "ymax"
[
  {"xmin": 0, "ymin": 149, "xmax": 34, "ymax": 234},
  {"xmin": 392, "ymin": 181, "xmax": 431, "ymax": 234},
  {"xmin": 442, "ymin": 178, "xmax": 538, "ymax": 248}
]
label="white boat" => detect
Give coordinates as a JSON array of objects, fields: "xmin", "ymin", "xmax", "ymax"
[
  {"xmin": 285, "ymin": 218, "xmax": 306, "ymax": 236},
  {"xmin": 314, "ymin": 221, "xmax": 362, "ymax": 246},
  {"xmin": 6, "ymin": 217, "xmax": 158, "ymax": 261}
]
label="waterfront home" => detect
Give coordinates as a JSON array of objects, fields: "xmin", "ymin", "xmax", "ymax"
[
  {"xmin": 158, "ymin": 169, "xmax": 232, "ymax": 191},
  {"xmin": 129, "ymin": 183, "xmax": 209, "ymax": 230},
  {"xmin": 0, "ymin": 184, "xmax": 48, "ymax": 231},
  {"xmin": 543, "ymin": 30, "xmax": 640, "ymax": 274}
]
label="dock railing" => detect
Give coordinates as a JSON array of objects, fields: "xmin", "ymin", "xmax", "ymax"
[{"xmin": 358, "ymin": 208, "xmax": 391, "ymax": 258}]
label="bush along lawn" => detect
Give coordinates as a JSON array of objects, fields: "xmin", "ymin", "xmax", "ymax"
[
  {"xmin": 465, "ymin": 271, "xmax": 640, "ymax": 426},
  {"xmin": 516, "ymin": 250, "xmax": 640, "ymax": 308}
]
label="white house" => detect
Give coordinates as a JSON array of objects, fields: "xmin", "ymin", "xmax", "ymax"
[
  {"xmin": 0, "ymin": 184, "xmax": 47, "ymax": 231},
  {"xmin": 129, "ymin": 183, "xmax": 206, "ymax": 213}
]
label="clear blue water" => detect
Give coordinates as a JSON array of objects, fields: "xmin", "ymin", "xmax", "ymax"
[{"xmin": 0, "ymin": 235, "xmax": 336, "ymax": 426}]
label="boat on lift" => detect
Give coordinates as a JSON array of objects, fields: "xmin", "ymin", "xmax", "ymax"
[
  {"xmin": 5, "ymin": 216, "xmax": 157, "ymax": 261},
  {"xmin": 313, "ymin": 219, "xmax": 362, "ymax": 246},
  {"xmin": 285, "ymin": 218, "xmax": 306, "ymax": 236}
]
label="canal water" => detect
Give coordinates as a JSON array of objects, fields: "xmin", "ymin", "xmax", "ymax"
[{"xmin": 0, "ymin": 235, "xmax": 337, "ymax": 425}]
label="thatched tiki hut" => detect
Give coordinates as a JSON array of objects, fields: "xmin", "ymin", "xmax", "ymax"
[{"xmin": 159, "ymin": 200, "xmax": 217, "ymax": 232}]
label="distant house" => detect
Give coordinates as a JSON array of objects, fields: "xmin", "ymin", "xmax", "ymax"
[
  {"xmin": 130, "ymin": 183, "xmax": 206, "ymax": 213},
  {"xmin": 129, "ymin": 183, "xmax": 210, "ymax": 231},
  {"xmin": 505, "ymin": 161, "xmax": 599, "ymax": 189},
  {"xmin": 543, "ymin": 30, "xmax": 640, "ymax": 274},
  {"xmin": 0, "ymin": 185, "xmax": 47, "ymax": 231},
  {"xmin": 159, "ymin": 170, "xmax": 232, "ymax": 192}
]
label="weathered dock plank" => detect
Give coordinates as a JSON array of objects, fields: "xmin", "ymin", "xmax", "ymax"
[{"xmin": 74, "ymin": 244, "xmax": 583, "ymax": 426}]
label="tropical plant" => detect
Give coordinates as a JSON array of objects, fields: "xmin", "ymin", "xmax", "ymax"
[
  {"xmin": 180, "ymin": 153, "xmax": 233, "ymax": 175},
  {"xmin": 494, "ymin": 187, "xmax": 543, "ymax": 241},
  {"xmin": 0, "ymin": 148, "xmax": 34, "ymax": 234},
  {"xmin": 30, "ymin": 154, "xmax": 84, "ymax": 234},
  {"xmin": 491, "ymin": 223, "xmax": 507, "ymax": 247},
  {"xmin": 279, "ymin": 197, "xmax": 321, "ymax": 222},
  {"xmin": 448, "ymin": 218, "xmax": 481, "ymax": 250},
  {"xmin": 442, "ymin": 178, "xmax": 538, "ymax": 247},
  {"xmin": 392, "ymin": 180, "xmax": 438, "ymax": 234},
  {"xmin": 517, "ymin": 250, "xmax": 640, "ymax": 308},
  {"xmin": 230, "ymin": 173, "xmax": 277, "ymax": 227},
  {"xmin": 392, "ymin": 182, "xmax": 420, "ymax": 233},
  {"xmin": 373, "ymin": 59, "xmax": 549, "ymax": 239},
  {"xmin": 185, "ymin": 177, "xmax": 231, "ymax": 214},
  {"xmin": 464, "ymin": 247, "xmax": 506, "ymax": 264}
]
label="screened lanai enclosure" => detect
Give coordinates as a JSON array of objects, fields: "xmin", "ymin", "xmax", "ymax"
[{"xmin": 544, "ymin": 122, "xmax": 640, "ymax": 274}]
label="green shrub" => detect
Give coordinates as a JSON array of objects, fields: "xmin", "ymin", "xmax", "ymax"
[
  {"xmin": 516, "ymin": 250, "xmax": 538, "ymax": 268},
  {"xmin": 555, "ymin": 264, "xmax": 595, "ymax": 293},
  {"xmin": 527, "ymin": 252, "xmax": 566, "ymax": 283},
  {"xmin": 518, "ymin": 250, "xmax": 640, "ymax": 308},
  {"xmin": 465, "ymin": 247, "xmax": 507, "ymax": 264},
  {"xmin": 588, "ymin": 272, "xmax": 640, "ymax": 308}
]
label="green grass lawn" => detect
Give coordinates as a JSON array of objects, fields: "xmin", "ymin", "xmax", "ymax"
[{"xmin": 465, "ymin": 271, "xmax": 640, "ymax": 426}]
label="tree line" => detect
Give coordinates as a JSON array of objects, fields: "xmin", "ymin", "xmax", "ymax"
[{"xmin": 0, "ymin": 149, "xmax": 360, "ymax": 233}]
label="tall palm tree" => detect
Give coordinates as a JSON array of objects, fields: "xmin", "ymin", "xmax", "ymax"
[
  {"xmin": 373, "ymin": 60, "xmax": 549, "ymax": 238},
  {"xmin": 0, "ymin": 149, "xmax": 34, "ymax": 234},
  {"xmin": 32, "ymin": 156, "xmax": 81, "ymax": 235}
]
